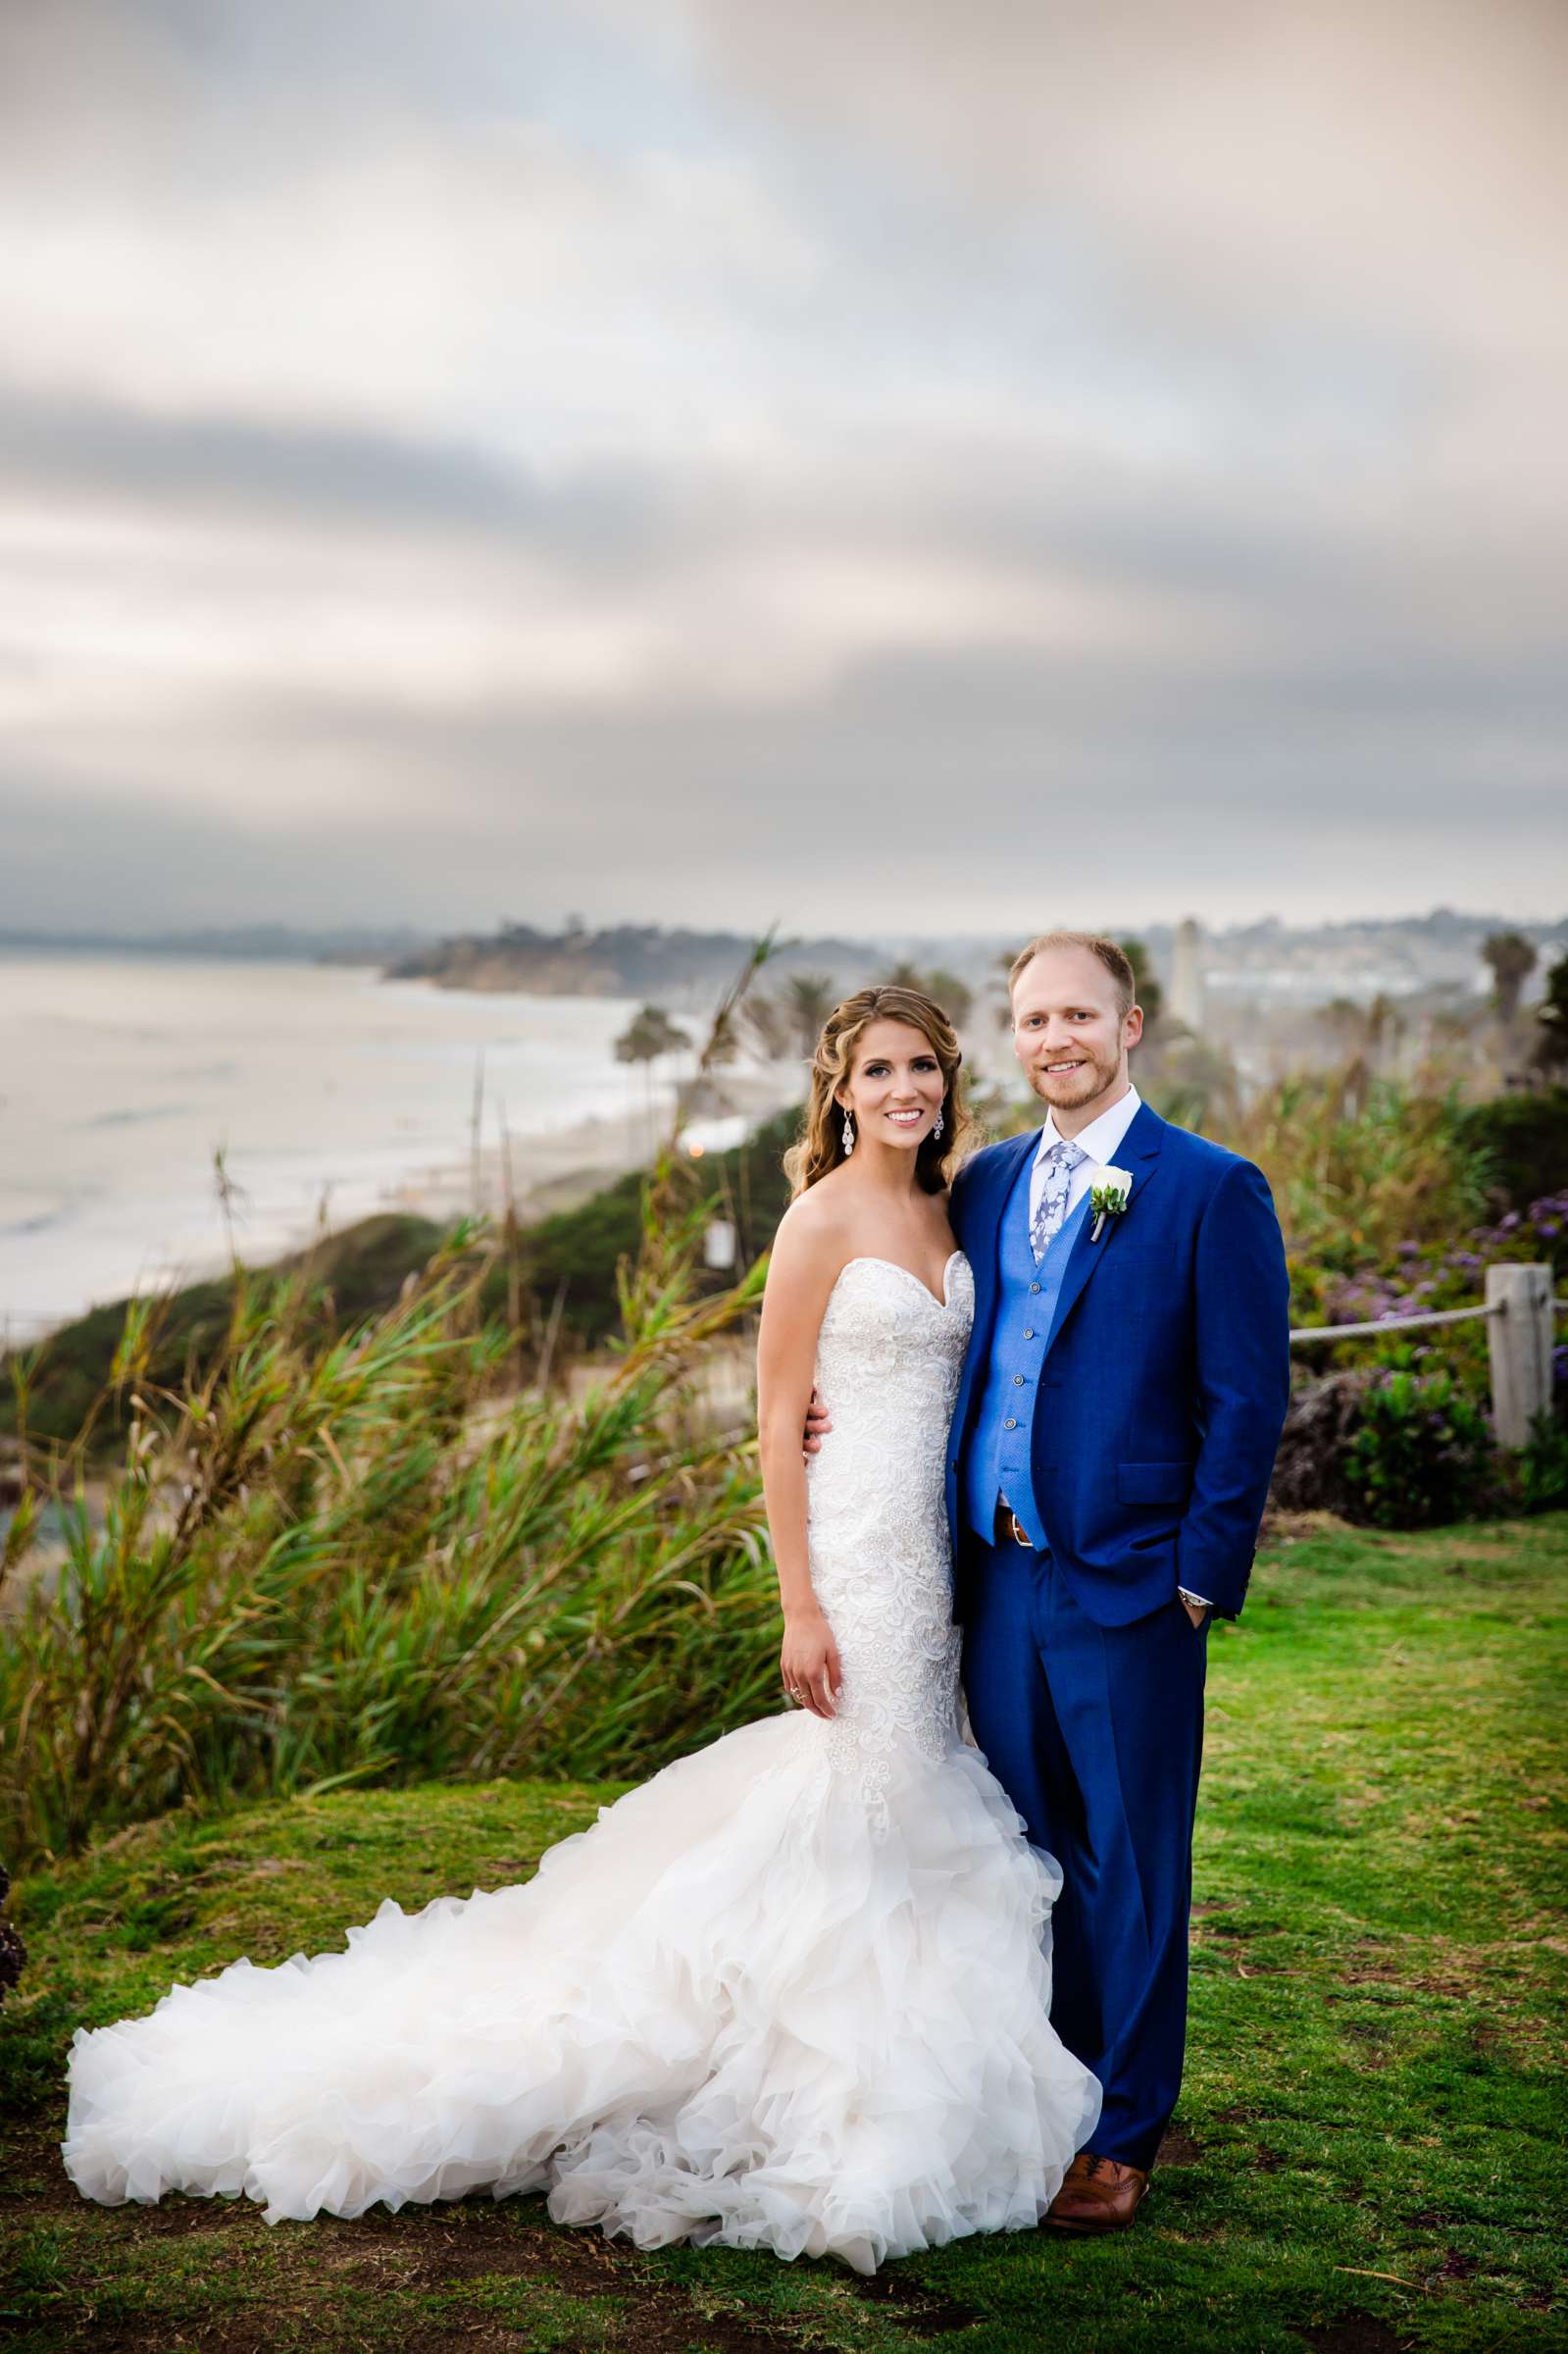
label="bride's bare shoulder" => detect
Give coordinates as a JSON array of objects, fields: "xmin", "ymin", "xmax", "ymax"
[
  {"xmin": 774, "ymin": 1181, "xmax": 850, "ymax": 1243},
  {"xmin": 770, "ymin": 1178, "xmax": 855, "ymax": 1282}
]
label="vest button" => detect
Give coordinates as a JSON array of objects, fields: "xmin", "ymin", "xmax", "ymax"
[
  {"xmin": 1023, "ymin": 1327, "xmax": 1035, "ymax": 1339},
  {"xmin": 1003, "ymin": 1417, "xmax": 1017, "ymax": 1430},
  {"xmin": 1013, "ymin": 1373, "xmax": 1025, "ymax": 1386},
  {"xmin": 1030, "ymin": 1282, "xmax": 1040, "ymax": 1294}
]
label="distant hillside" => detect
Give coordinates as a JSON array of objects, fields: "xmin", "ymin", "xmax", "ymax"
[
  {"xmin": 0, "ymin": 923, "xmax": 435, "ymax": 962},
  {"xmin": 385, "ymin": 922, "xmax": 876, "ymax": 1001}
]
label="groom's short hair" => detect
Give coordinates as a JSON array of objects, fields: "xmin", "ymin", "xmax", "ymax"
[{"xmin": 1008, "ymin": 931, "xmax": 1137, "ymax": 1020}]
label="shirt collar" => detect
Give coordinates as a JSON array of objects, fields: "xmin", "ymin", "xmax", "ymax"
[{"xmin": 1034, "ymin": 1081, "xmax": 1141, "ymax": 1170}]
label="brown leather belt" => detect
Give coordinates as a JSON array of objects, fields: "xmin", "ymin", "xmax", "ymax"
[{"xmin": 994, "ymin": 1504, "xmax": 1035, "ymax": 1549}]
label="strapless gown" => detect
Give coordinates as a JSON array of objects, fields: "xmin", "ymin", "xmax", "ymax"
[{"xmin": 63, "ymin": 1251, "xmax": 1100, "ymax": 2274}]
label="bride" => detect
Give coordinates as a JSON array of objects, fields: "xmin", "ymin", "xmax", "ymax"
[{"xmin": 63, "ymin": 984, "xmax": 1100, "ymax": 2275}]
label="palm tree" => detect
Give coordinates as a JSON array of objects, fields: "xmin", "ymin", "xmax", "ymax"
[
  {"xmin": 1119, "ymin": 939, "xmax": 1164, "ymax": 1040},
  {"xmin": 992, "ymin": 947, "xmax": 1019, "ymax": 1036},
  {"xmin": 1314, "ymin": 993, "xmax": 1403, "ymax": 1072},
  {"xmin": 740, "ymin": 992, "xmax": 793, "ymax": 1063},
  {"xmin": 615, "ymin": 1003, "xmax": 691, "ymax": 1146},
  {"xmin": 1316, "ymin": 997, "xmax": 1367, "ymax": 1054},
  {"xmin": 881, "ymin": 959, "xmax": 974, "ymax": 1028},
  {"xmin": 1482, "ymin": 931, "xmax": 1538, "ymax": 1024},
  {"xmin": 918, "ymin": 967, "xmax": 974, "ymax": 1028},
  {"xmin": 1150, "ymin": 1035, "xmax": 1242, "ymax": 1136},
  {"xmin": 780, "ymin": 973, "xmax": 837, "ymax": 1059},
  {"xmin": 1532, "ymin": 952, "xmax": 1568, "ymax": 1076}
]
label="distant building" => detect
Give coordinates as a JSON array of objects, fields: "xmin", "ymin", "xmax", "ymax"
[{"xmin": 1171, "ymin": 917, "xmax": 1206, "ymax": 1032}]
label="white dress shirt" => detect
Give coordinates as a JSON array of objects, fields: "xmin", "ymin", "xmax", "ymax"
[
  {"xmin": 1028, "ymin": 1082, "xmax": 1211, "ymax": 1614},
  {"xmin": 1028, "ymin": 1081, "xmax": 1142, "ymax": 1238}
]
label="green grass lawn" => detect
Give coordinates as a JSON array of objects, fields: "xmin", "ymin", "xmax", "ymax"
[{"xmin": 3, "ymin": 1515, "xmax": 1564, "ymax": 2354}]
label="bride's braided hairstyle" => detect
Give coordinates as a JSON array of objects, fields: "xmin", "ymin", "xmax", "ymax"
[{"xmin": 784, "ymin": 984, "xmax": 975, "ymax": 1200}]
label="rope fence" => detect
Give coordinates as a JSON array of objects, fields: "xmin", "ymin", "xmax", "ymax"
[
  {"xmin": 1290, "ymin": 1301, "xmax": 1502, "ymax": 1345},
  {"xmin": 1288, "ymin": 1264, "xmax": 1565, "ymax": 1449}
]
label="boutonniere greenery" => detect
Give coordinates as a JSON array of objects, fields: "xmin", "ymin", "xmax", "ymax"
[{"xmin": 1087, "ymin": 1163, "xmax": 1133, "ymax": 1242}]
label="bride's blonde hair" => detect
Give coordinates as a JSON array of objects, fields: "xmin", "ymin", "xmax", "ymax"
[{"xmin": 784, "ymin": 985, "xmax": 974, "ymax": 1199}]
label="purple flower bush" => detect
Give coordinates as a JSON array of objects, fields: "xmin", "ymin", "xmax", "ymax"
[
  {"xmin": 1260, "ymin": 1081, "xmax": 1567, "ymax": 1524},
  {"xmin": 1279, "ymin": 1191, "xmax": 1568, "ymax": 1526},
  {"xmin": 1317, "ymin": 1190, "xmax": 1568, "ymax": 1353}
]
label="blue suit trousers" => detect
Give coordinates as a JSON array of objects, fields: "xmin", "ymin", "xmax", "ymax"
[{"xmin": 960, "ymin": 1534, "xmax": 1208, "ymax": 2171}]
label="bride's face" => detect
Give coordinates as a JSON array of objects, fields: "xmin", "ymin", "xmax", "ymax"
[{"xmin": 836, "ymin": 1019, "xmax": 946, "ymax": 1153}]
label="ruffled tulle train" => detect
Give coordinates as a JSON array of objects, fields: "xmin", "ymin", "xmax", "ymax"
[{"xmin": 64, "ymin": 1712, "xmax": 1101, "ymax": 2273}]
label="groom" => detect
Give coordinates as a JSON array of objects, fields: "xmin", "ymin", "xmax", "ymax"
[{"xmin": 946, "ymin": 930, "xmax": 1290, "ymax": 2231}]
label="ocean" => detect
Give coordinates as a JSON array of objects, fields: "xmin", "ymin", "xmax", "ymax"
[{"xmin": 1, "ymin": 954, "xmax": 654, "ymax": 1339}]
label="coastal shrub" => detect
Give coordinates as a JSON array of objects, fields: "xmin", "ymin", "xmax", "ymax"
[
  {"xmin": 0, "ymin": 1861, "xmax": 24, "ymax": 2005},
  {"xmin": 0, "ymin": 1213, "xmax": 445, "ymax": 1456},
  {"xmin": 1270, "ymin": 1344, "xmax": 1546, "ymax": 1531},
  {"xmin": 1269, "ymin": 1369, "xmax": 1375, "ymax": 1520},
  {"xmin": 0, "ymin": 1172, "xmax": 777, "ymax": 1871},
  {"xmin": 1454, "ymin": 1085, "xmax": 1568, "ymax": 1215},
  {"xmin": 1305, "ymin": 1185, "xmax": 1568, "ymax": 1409},
  {"xmin": 1340, "ymin": 1352, "xmax": 1496, "ymax": 1530},
  {"xmin": 507, "ymin": 1104, "xmax": 798, "ymax": 1349},
  {"xmin": 1514, "ymin": 1407, "xmax": 1568, "ymax": 1513},
  {"xmin": 1229, "ymin": 1070, "xmax": 1490, "ymax": 1303}
]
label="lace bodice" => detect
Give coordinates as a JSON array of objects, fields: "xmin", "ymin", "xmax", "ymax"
[{"xmin": 804, "ymin": 1252, "xmax": 975, "ymax": 1807}]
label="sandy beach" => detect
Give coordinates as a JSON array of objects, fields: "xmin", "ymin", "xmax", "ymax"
[{"xmin": 378, "ymin": 1066, "xmax": 797, "ymax": 1233}]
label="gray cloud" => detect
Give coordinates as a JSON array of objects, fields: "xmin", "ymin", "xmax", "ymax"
[
  {"xmin": 0, "ymin": 386, "xmax": 692, "ymax": 566},
  {"xmin": 0, "ymin": 0, "xmax": 1563, "ymax": 932}
]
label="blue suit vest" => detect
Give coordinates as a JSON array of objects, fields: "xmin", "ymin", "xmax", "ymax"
[{"xmin": 963, "ymin": 1149, "xmax": 1091, "ymax": 1547}]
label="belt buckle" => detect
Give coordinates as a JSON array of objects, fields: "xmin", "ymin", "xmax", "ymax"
[{"xmin": 1009, "ymin": 1511, "xmax": 1034, "ymax": 1550}]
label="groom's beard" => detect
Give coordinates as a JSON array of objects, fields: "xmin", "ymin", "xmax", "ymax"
[{"xmin": 1026, "ymin": 1046, "xmax": 1122, "ymax": 1116}]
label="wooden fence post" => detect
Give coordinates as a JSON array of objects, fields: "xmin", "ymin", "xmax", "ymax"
[{"xmin": 1485, "ymin": 1262, "xmax": 1555, "ymax": 1449}]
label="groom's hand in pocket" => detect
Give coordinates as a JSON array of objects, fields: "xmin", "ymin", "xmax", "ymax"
[
  {"xmin": 802, "ymin": 1386, "xmax": 833, "ymax": 1459},
  {"xmin": 1181, "ymin": 1596, "xmax": 1211, "ymax": 1629}
]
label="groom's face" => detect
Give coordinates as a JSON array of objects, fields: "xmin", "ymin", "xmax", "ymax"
[{"xmin": 1011, "ymin": 947, "xmax": 1140, "ymax": 1120}]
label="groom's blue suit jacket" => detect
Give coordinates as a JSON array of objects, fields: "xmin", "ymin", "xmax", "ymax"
[{"xmin": 946, "ymin": 1101, "xmax": 1290, "ymax": 1624}]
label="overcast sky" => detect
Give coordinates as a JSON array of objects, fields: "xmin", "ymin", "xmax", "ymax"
[{"xmin": 1, "ymin": 0, "xmax": 1564, "ymax": 939}]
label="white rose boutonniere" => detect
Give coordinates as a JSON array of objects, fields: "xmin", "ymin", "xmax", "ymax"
[{"xmin": 1087, "ymin": 1163, "xmax": 1133, "ymax": 1243}]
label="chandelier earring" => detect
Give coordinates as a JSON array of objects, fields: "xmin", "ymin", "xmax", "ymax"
[
  {"xmin": 840, "ymin": 1109, "xmax": 856, "ymax": 1157},
  {"xmin": 933, "ymin": 1107, "xmax": 944, "ymax": 1140}
]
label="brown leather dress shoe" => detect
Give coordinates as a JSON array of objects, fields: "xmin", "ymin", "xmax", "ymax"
[{"xmin": 1044, "ymin": 2151, "xmax": 1150, "ymax": 2231}]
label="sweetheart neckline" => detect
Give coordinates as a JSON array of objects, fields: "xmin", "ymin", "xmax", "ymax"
[{"xmin": 835, "ymin": 1250, "xmax": 968, "ymax": 1312}]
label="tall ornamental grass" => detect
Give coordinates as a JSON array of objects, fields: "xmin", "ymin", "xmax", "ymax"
[
  {"xmin": 0, "ymin": 1176, "xmax": 777, "ymax": 1871},
  {"xmin": 1230, "ymin": 1065, "xmax": 1492, "ymax": 1286}
]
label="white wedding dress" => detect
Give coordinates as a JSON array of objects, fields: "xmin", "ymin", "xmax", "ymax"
[{"xmin": 63, "ymin": 1250, "xmax": 1100, "ymax": 2274}]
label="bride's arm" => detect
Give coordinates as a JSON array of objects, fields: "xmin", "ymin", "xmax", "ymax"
[{"xmin": 756, "ymin": 1206, "xmax": 844, "ymax": 1720}]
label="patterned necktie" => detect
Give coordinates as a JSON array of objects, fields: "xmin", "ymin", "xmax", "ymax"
[{"xmin": 1031, "ymin": 1138, "xmax": 1087, "ymax": 1263}]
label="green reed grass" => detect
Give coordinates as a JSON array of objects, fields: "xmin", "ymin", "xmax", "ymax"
[
  {"xmin": 1229, "ymin": 1066, "xmax": 1490, "ymax": 1281},
  {"xmin": 0, "ymin": 1160, "xmax": 781, "ymax": 1871}
]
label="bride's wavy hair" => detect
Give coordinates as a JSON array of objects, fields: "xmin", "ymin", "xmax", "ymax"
[{"xmin": 784, "ymin": 985, "xmax": 975, "ymax": 1200}]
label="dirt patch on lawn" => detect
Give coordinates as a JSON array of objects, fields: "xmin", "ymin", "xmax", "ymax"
[
  {"xmin": 851, "ymin": 2269, "xmax": 979, "ymax": 2337},
  {"xmin": 1295, "ymin": 2322, "xmax": 1411, "ymax": 2354},
  {"xmin": 0, "ymin": 2128, "xmax": 835, "ymax": 2354},
  {"xmin": 1337, "ymin": 1941, "xmax": 1477, "ymax": 2000},
  {"xmin": 0, "ymin": 2119, "xmax": 83, "ymax": 2215}
]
